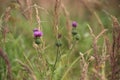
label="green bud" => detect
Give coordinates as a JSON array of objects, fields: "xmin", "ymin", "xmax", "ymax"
[
  {"xmin": 72, "ymin": 29, "xmax": 78, "ymax": 35},
  {"xmin": 56, "ymin": 40, "xmax": 62, "ymax": 47},
  {"xmin": 75, "ymin": 34, "xmax": 80, "ymax": 40},
  {"xmin": 35, "ymin": 38, "xmax": 41, "ymax": 44}
]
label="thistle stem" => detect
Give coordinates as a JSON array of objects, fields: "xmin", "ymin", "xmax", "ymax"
[{"xmin": 51, "ymin": 47, "xmax": 60, "ymax": 80}]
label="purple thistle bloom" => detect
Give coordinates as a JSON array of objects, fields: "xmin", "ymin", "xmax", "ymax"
[
  {"xmin": 72, "ymin": 21, "xmax": 77, "ymax": 27},
  {"xmin": 34, "ymin": 31, "xmax": 43, "ymax": 37},
  {"xmin": 33, "ymin": 28, "xmax": 43, "ymax": 37}
]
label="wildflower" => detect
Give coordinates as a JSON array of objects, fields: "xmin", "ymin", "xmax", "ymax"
[
  {"xmin": 33, "ymin": 28, "xmax": 43, "ymax": 45},
  {"xmin": 72, "ymin": 21, "xmax": 78, "ymax": 36},
  {"xmin": 72, "ymin": 29, "xmax": 78, "ymax": 35},
  {"xmin": 34, "ymin": 31, "xmax": 43, "ymax": 37},
  {"xmin": 33, "ymin": 28, "xmax": 43, "ymax": 37},
  {"xmin": 72, "ymin": 21, "xmax": 77, "ymax": 27}
]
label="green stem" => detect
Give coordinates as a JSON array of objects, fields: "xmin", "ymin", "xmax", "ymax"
[
  {"xmin": 70, "ymin": 40, "xmax": 77, "ymax": 54},
  {"xmin": 37, "ymin": 47, "xmax": 48, "ymax": 80},
  {"xmin": 67, "ymin": 40, "xmax": 77, "ymax": 65},
  {"xmin": 22, "ymin": 52, "xmax": 34, "ymax": 70},
  {"xmin": 61, "ymin": 56, "xmax": 80, "ymax": 80},
  {"xmin": 52, "ymin": 47, "xmax": 60, "ymax": 80},
  {"xmin": 54, "ymin": 48, "xmax": 59, "ymax": 68}
]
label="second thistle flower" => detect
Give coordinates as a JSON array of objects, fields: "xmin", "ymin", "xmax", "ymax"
[
  {"xmin": 71, "ymin": 21, "xmax": 80, "ymax": 40},
  {"xmin": 72, "ymin": 21, "xmax": 78, "ymax": 36},
  {"xmin": 72, "ymin": 21, "xmax": 77, "ymax": 28}
]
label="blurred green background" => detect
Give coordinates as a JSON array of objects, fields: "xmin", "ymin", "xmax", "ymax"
[{"xmin": 0, "ymin": 0, "xmax": 120, "ymax": 80}]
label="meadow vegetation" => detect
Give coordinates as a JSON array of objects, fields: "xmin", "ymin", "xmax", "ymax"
[{"xmin": 0, "ymin": 0, "xmax": 120, "ymax": 80}]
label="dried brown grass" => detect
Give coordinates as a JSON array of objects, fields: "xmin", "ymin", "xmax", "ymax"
[
  {"xmin": 17, "ymin": 0, "xmax": 33, "ymax": 20},
  {"xmin": 110, "ymin": 16, "xmax": 120, "ymax": 80},
  {"xmin": 0, "ymin": 48, "xmax": 12, "ymax": 80},
  {"xmin": 61, "ymin": 3, "xmax": 72, "ymax": 48}
]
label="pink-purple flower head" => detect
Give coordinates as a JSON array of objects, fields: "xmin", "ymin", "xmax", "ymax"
[
  {"xmin": 72, "ymin": 21, "xmax": 77, "ymax": 28},
  {"xmin": 33, "ymin": 28, "xmax": 43, "ymax": 37}
]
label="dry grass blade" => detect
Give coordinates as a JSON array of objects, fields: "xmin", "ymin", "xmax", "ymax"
[
  {"xmin": 16, "ymin": 59, "xmax": 37, "ymax": 80},
  {"xmin": 61, "ymin": 3, "xmax": 72, "ymax": 48},
  {"xmin": 54, "ymin": 0, "xmax": 61, "ymax": 38},
  {"xmin": 87, "ymin": 24, "xmax": 95, "ymax": 38},
  {"xmin": 87, "ymin": 24, "xmax": 107, "ymax": 71},
  {"xmin": 79, "ymin": 52, "xmax": 89, "ymax": 80},
  {"xmin": 110, "ymin": 16, "xmax": 120, "ymax": 80},
  {"xmin": 34, "ymin": 4, "xmax": 41, "ymax": 30},
  {"xmin": 87, "ymin": 24, "xmax": 99, "ymax": 68},
  {"xmin": 96, "ymin": 29, "xmax": 107, "ymax": 40},
  {"xmin": 0, "ymin": 48, "xmax": 12, "ymax": 80},
  {"xmin": 3, "ymin": 7, "xmax": 11, "ymax": 22},
  {"xmin": 26, "ymin": 0, "xmax": 32, "ymax": 20},
  {"xmin": 2, "ymin": 7, "xmax": 11, "ymax": 43},
  {"xmin": 92, "ymin": 68, "xmax": 107, "ymax": 80},
  {"xmin": 80, "ymin": 0, "xmax": 93, "ymax": 13},
  {"xmin": 93, "ymin": 11, "xmax": 104, "ymax": 30},
  {"xmin": 17, "ymin": 0, "xmax": 33, "ymax": 20},
  {"xmin": 23, "ymin": 4, "xmax": 48, "ymax": 15}
]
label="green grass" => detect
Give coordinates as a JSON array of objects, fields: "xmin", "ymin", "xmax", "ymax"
[{"xmin": 0, "ymin": 4, "xmax": 117, "ymax": 80}]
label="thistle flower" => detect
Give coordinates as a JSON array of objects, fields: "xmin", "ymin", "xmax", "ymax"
[
  {"xmin": 72, "ymin": 21, "xmax": 77, "ymax": 27},
  {"xmin": 33, "ymin": 28, "xmax": 43, "ymax": 37},
  {"xmin": 33, "ymin": 28, "xmax": 43, "ymax": 44},
  {"xmin": 34, "ymin": 31, "xmax": 43, "ymax": 37}
]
